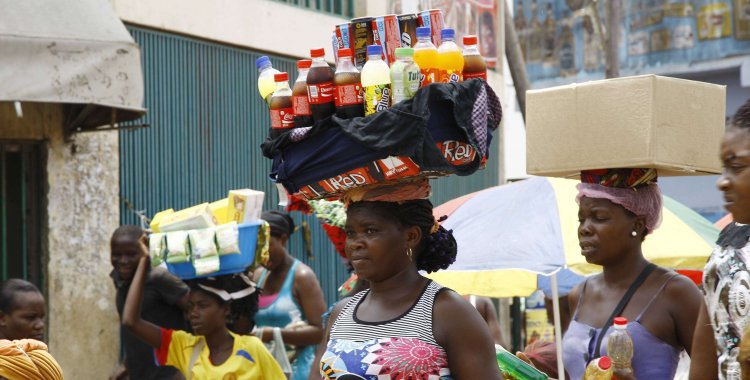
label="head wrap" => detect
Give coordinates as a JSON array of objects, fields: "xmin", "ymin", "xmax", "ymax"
[
  {"xmin": 192, "ymin": 273, "xmax": 258, "ymax": 302},
  {"xmin": 577, "ymin": 168, "xmax": 662, "ymax": 233},
  {"xmin": 260, "ymin": 210, "xmax": 295, "ymax": 237},
  {"xmin": 342, "ymin": 178, "xmax": 432, "ymax": 205},
  {"xmin": 0, "ymin": 339, "xmax": 64, "ymax": 380}
]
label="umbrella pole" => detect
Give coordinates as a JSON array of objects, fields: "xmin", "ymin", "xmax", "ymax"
[{"xmin": 551, "ymin": 272, "xmax": 565, "ymax": 379}]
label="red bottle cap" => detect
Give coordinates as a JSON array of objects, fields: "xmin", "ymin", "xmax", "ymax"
[
  {"xmin": 613, "ymin": 317, "xmax": 628, "ymax": 326},
  {"xmin": 297, "ymin": 59, "xmax": 312, "ymax": 69},
  {"xmin": 274, "ymin": 72, "xmax": 288, "ymax": 82},
  {"xmin": 463, "ymin": 35, "xmax": 478, "ymax": 45},
  {"xmin": 598, "ymin": 356, "xmax": 612, "ymax": 370},
  {"xmin": 338, "ymin": 48, "xmax": 352, "ymax": 57},
  {"xmin": 310, "ymin": 48, "xmax": 326, "ymax": 58}
]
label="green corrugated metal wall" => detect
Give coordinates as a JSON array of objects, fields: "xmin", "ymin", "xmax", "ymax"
[{"xmin": 120, "ymin": 25, "xmax": 500, "ymax": 306}]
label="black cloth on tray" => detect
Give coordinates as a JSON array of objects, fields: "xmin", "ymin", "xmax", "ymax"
[{"xmin": 261, "ymin": 79, "xmax": 502, "ymax": 194}]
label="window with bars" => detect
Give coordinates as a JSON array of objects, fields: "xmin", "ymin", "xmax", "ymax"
[{"xmin": 0, "ymin": 142, "xmax": 44, "ymax": 288}]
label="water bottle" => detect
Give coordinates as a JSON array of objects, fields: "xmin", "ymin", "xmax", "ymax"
[
  {"xmin": 256, "ymin": 56, "xmax": 280, "ymax": 107},
  {"xmin": 607, "ymin": 317, "xmax": 634, "ymax": 378}
]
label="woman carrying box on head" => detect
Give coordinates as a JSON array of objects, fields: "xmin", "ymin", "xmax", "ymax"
[
  {"xmin": 253, "ymin": 210, "xmax": 327, "ymax": 380},
  {"xmin": 122, "ymin": 235, "xmax": 285, "ymax": 379},
  {"xmin": 562, "ymin": 168, "xmax": 702, "ymax": 380}
]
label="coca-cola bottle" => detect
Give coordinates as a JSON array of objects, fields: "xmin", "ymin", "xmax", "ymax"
[
  {"xmin": 269, "ymin": 72, "xmax": 294, "ymax": 139},
  {"xmin": 293, "ymin": 59, "xmax": 313, "ymax": 127},
  {"xmin": 306, "ymin": 48, "xmax": 336, "ymax": 122},
  {"xmin": 334, "ymin": 48, "xmax": 364, "ymax": 119}
]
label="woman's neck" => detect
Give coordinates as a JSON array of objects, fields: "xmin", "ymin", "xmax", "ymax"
[
  {"xmin": 203, "ymin": 327, "xmax": 233, "ymax": 351},
  {"xmin": 602, "ymin": 250, "xmax": 650, "ymax": 287},
  {"xmin": 368, "ymin": 266, "xmax": 425, "ymax": 298}
]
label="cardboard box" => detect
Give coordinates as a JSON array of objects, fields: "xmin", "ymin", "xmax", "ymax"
[
  {"xmin": 209, "ymin": 198, "xmax": 232, "ymax": 225},
  {"xmin": 526, "ymin": 75, "xmax": 725, "ymax": 178},
  {"xmin": 159, "ymin": 203, "xmax": 218, "ymax": 232},
  {"xmin": 228, "ymin": 189, "xmax": 265, "ymax": 224}
]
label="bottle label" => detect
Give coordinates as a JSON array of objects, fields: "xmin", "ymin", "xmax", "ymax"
[
  {"xmin": 307, "ymin": 81, "xmax": 335, "ymax": 105},
  {"xmin": 270, "ymin": 107, "xmax": 295, "ymax": 129},
  {"xmin": 292, "ymin": 95, "xmax": 311, "ymax": 116},
  {"xmin": 393, "ymin": 68, "xmax": 421, "ymax": 104},
  {"xmin": 440, "ymin": 70, "xmax": 463, "ymax": 83},
  {"xmin": 419, "ymin": 68, "xmax": 437, "ymax": 87},
  {"xmin": 335, "ymin": 83, "xmax": 364, "ymax": 107},
  {"xmin": 463, "ymin": 71, "xmax": 487, "ymax": 80},
  {"xmin": 364, "ymin": 84, "xmax": 392, "ymax": 116}
]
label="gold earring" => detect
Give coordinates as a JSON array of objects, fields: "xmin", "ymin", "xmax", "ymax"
[{"xmin": 406, "ymin": 247, "xmax": 413, "ymax": 261}]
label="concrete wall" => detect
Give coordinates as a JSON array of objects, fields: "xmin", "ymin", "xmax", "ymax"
[{"xmin": 0, "ymin": 103, "xmax": 120, "ymax": 379}]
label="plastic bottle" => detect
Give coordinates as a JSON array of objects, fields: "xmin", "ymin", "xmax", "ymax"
[
  {"xmin": 269, "ymin": 72, "xmax": 294, "ymax": 138},
  {"xmin": 584, "ymin": 356, "xmax": 613, "ymax": 380},
  {"xmin": 437, "ymin": 28, "xmax": 463, "ymax": 83},
  {"xmin": 292, "ymin": 59, "xmax": 313, "ymax": 127},
  {"xmin": 390, "ymin": 48, "xmax": 421, "ymax": 104},
  {"xmin": 495, "ymin": 345, "xmax": 548, "ymax": 380},
  {"xmin": 361, "ymin": 45, "xmax": 391, "ymax": 116},
  {"xmin": 413, "ymin": 26, "xmax": 439, "ymax": 88},
  {"xmin": 607, "ymin": 317, "xmax": 634, "ymax": 378},
  {"xmin": 307, "ymin": 48, "xmax": 336, "ymax": 122},
  {"xmin": 334, "ymin": 48, "xmax": 364, "ymax": 119},
  {"xmin": 256, "ymin": 56, "xmax": 280, "ymax": 106},
  {"xmin": 462, "ymin": 35, "xmax": 487, "ymax": 81}
]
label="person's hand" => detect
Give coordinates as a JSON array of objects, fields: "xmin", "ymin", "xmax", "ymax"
[
  {"xmin": 514, "ymin": 352, "xmax": 555, "ymax": 380},
  {"xmin": 108, "ymin": 364, "xmax": 128, "ymax": 380},
  {"xmin": 138, "ymin": 234, "xmax": 150, "ymax": 262}
]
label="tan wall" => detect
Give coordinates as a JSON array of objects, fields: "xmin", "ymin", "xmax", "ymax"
[{"xmin": 0, "ymin": 103, "xmax": 120, "ymax": 378}]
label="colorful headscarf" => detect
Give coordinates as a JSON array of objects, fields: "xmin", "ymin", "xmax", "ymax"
[
  {"xmin": 0, "ymin": 339, "xmax": 64, "ymax": 380},
  {"xmin": 577, "ymin": 168, "xmax": 662, "ymax": 233},
  {"xmin": 341, "ymin": 177, "xmax": 432, "ymax": 205}
]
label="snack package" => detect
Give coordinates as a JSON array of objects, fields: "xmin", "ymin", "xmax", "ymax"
[
  {"xmin": 189, "ymin": 228, "xmax": 219, "ymax": 260},
  {"xmin": 149, "ymin": 233, "xmax": 166, "ymax": 267},
  {"xmin": 166, "ymin": 231, "xmax": 190, "ymax": 264},
  {"xmin": 228, "ymin": 189, "xmax": 265, "ymax": 224},
  {"xmin": 159, "ymin": 203, "xmax": 218, "ymax": 232},
  {"xmin": 193, "ymin": 255, "xmax": 221, "ymax": 276},
  {"xmin": 209, "ymin": 198, "xmax": 232, "ymax": 225},
  {"xmin": 215, "ymin": 222, "xmax": 240, "ymax": 255}
]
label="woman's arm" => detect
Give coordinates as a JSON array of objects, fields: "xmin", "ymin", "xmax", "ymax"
[
  {"xmin": 689, "ymin": 300, "xmax": 718, "ymax": 380},
  {"xmin": 666, "ymin": 275, "xmax": 703, "ymax": 356},
  {"xmin": 121, "ymin": 237, "xmax": 164, "ymax": 348},
  {"xmin": 478, "ymin": 296, "xmax": 508, "ymax": 348},
  {"xmin": 434, "ymin": 290, "xmax": 502, "ymax": 379},
  {"xmin": 260, "ymin": 265, "xmax": 327, "ymax": 346},
  {"xmin": 307, "ymin": 299, "xmax": 347, "ymax": 380}
]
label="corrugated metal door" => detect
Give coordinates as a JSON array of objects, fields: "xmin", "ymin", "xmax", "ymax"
[{"xmin": 121, "ymin": 25, "xmax": 499, "ymax": 305}]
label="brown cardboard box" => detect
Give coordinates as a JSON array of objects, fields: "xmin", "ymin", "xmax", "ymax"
[{"xmin": 526, "ymin": 75, "xmax": 725, "ymax": 178}]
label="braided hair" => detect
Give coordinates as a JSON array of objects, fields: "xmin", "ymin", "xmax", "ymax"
[
  {"xmin": 185, "ymin": 273, "xmax": 259, "ymax": 329},
  {"xmin": 348, "ymin": 200, "xmax": 457, "ymax": 273}
]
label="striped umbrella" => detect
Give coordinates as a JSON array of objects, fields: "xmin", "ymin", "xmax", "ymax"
[{"xmin": 426, "ymin": 176, "xmax": 719, "ymax": 298}]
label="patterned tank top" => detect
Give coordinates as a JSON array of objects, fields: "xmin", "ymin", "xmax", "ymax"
[{"xmin": 320, "ymin": 280, "xmax": 453, "ymax": 380}]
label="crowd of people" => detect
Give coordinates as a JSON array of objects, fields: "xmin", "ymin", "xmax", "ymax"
[{"xmin": 2, "ymin": 98, "xmax": 750, "ymax": 379}]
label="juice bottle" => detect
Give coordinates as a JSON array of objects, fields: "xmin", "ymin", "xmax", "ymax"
[
  {"xmin": 361, "ymin": 45, "xmax": 392, "ymax": 116},
  {"xmin": 307, "ymin": 48, "xmax": 336, "ymax": 122},
  {"xmin": 269, "ymin": 72, "xmax": 294, "ymax": 139},
  {"xmin": 437, "ymin": 28, "xmax": 463, "ymax": 83},
  {"xmin": 583, "ymin": 356, "xmax": 613, "ymax": 380},
  {"xmin": 462, "ymin": 35, "xmax": 487, "ymax": 81},
  {"xmin": 292, "ymin": 59, "xmax": 313, "ymax": 127},
  {"xmin": 413, "ymin": 27, "xmax": 438, "ymax": 87},
  {"xmin": 334, "ymin": 48, "xmax": 365, "ymax": 119},
  {"xmin": 256, "ymin": 56, "xmax": 280, "ymax": 106},
  {"xmin": 607, "ymin": 317, "xmax": 634, "ymax": 378},
  {"xmin": 390, "ymin": 47, "xmax": 420, "ymax": 104}
]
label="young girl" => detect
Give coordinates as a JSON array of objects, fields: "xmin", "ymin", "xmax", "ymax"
[
  {"xmin": 0, "ymin": 279, "xmax": 45, "ymax": 342},
  {"xmin": 122, "ymin": 236, "xmax": 284, "ymax": 379}
]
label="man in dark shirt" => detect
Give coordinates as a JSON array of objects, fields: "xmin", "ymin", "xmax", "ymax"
[{"xmin": 109, "ymin": 225, "xmax": 189, "ymax": 380}]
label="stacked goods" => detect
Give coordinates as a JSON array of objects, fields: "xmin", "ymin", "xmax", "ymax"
[
  {"xmin": 526, "ymin": 75, "xmax": 725, "ymax": 178},
  {"xmin": 258, "ymin": 8, "xmax": 497, "ymax": 201},
  {"xmin": 148, "ymin": 189, "xmax": 269, "ymax": 279}
]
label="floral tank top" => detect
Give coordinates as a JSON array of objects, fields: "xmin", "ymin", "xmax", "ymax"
[{"xmin": 320, "ymin": 280, "xmax": 452, "ymax": 380}]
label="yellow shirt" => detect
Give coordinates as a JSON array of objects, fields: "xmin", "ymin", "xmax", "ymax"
[{"xmin": 156, "ymin": 328, "xmax": 285, "ymax": 380}]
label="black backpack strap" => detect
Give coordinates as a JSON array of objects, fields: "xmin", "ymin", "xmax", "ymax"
[{"xmin": 594, "ymin": 263, "xmax": 656, "ymax": 358}]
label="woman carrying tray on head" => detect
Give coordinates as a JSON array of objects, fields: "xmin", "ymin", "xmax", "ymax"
[
  {"xmin": 309, "ymin": 181, "xmax": 502, "ymax": 379},
  {"xmin": 562, "ymin": 168, "xmax": 702, "ymax": 380},
  {"xmin": 254, "ymin": 210, "xmax": 327, "ymax": 380},
  {"xmin": 122, "ymin": 235, "xmax": 285, "ymax": 379}
]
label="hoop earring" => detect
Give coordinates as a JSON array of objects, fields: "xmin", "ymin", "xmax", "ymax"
[{"xmin": 406, "ymin": 247, "xmax": 413, "ymax": 262}]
